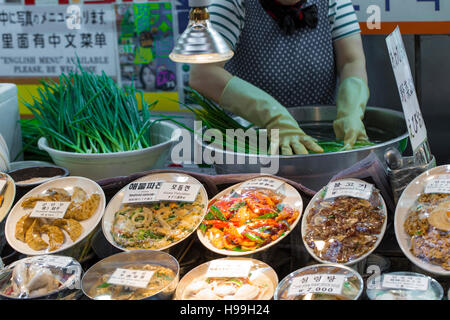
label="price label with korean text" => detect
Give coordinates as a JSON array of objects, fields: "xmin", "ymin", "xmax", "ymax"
[
  {"xmin": 0, "ymin": 179, "xmax": 6, "ymax": 194},
  {"xmin": 240, "ymin": 177, "xmax": 284, "ymax": 191},
  {"xmin": 30, "ymin": 201, "xmax": 71, "ymax": 219},
  {"xmin": 287, "ymin": 274, "xmax": 346, "ymax": 297},
  {"xmin": 107, "ymin": 268, "xmax": 155, "ymax": 289},
  {"xmin": 206, "ymin": 260, "xmax": 253, "ymax": 278},
  {"xmin": 324, "ymin": 180, "xmax": 374, "ymax": 200},
  {"xmin": 386, "ymin": 27, "xmax": 427, "ymax": 152},
  {"xmin": 382, "ymin": 274, "xmax": 429, "ymax": 291},
  {"xmin": 156, "ymin": 183, "xmax": 201, "ymax": 203},
  {"xmin": 122, "ymin": 181, "xmax": 164, "ymax": 203},
  {"xmin": 424, "ymin": 175, "xmax": 450, "ymax": 194},
  {"xmin": 27, "ymin": 255, "xmax": 73, "ymax": 269}
]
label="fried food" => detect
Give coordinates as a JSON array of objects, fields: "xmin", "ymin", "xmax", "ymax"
[
  {"xmin": 25, "ymin": 220, "xmax": 48, "ymax": 251},
  {"xmin": 15, "ymin": 213, "xmax": 35, "ymax": 242},
  {"xmin": 404, "ymin": 193, "xmax": 450, "ymax": 270},
  {"xmin": 41, "ymin": 225, "xmax": 65, "ymax": 251},
  {"xmin": 53, "ymin": 218, "xmax": 82, "ymax": 242},
  {"xmin": 21, "ymin": 188, "xmax": 71, "ymax": 208},
  {"xmin": 64, "ymin": 193, "xmax": 100, "ymax": 221}
]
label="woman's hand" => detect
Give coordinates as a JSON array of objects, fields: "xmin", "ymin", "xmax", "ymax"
[{"xmin": 334, "ymin": 34, "xmax": 369, "ymax": 149}]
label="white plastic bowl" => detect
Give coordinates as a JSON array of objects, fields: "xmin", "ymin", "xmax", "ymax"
[{"xmin": 38, "ymin": 121, "xmax": 181, "ymax": 180}]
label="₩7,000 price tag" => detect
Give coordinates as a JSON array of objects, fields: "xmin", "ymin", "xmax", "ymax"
[
  {"xmin": 206, "ymin": 260, "xmax": 253, "ymax": 278},
  {"xmin": 122, "ymin": 180, "xmax": 164, "ymax": 204},
  {"xmin": 240, "ymin": 177, "xmax": 284, "ymax": 191},
  {"xmin": 424, "ymin": 175, "xmax": 450, "ymax": 194},
  {"xmin": 386, "ymin": 27, "xmax": 427, "ymax": 152},
  {"xmin": 382, "ymin": 274, "xmax": 429, "ymax": 291},
  {"xmin": 107, "ymin": 268, "xmax": 155, "ymax": 289},
  {"xmin": 324, "ymin": 180, "xmax": 373, "ymax": 200},
  {"xmin": 287, "ymin": 274, "xmax": 346, "ymax": 297},
  {"xmin": 30, "ymin": 201, "xmax": 71, "ymax": 219},
  {"xmin": 156, "ymin": 182, "xmax": 201, "ymax": 203}
]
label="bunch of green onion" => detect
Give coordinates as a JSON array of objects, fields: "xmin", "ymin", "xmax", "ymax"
[
  {"xmin": 176, "ymin": 88, "xmax": 375, "ymax": 155},
  {"xmin": 24, "ymin": 66, "xmax": 163, "ymax": 154}
]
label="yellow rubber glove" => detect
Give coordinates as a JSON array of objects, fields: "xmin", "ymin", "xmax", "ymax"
[
  {"xmin": 219, "ymin": 76, "xmax": 323, "ymax": 155},
  {"xmin": 333, "ymin": 77, "xmax": 370, "ymax": 150}
]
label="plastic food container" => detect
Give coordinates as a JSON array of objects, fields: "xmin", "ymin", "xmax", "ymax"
[
  {"xmin": 274, "ymin": 264, "xmax": 364, "ymax": 300},
  {"xmin": 366, "ymin": 272, "xmax": 444, "ymax": 300},
  {"xmin": 38, "ymin": 121, "xmax": 181, "ymax": 180},
  {"xmin": 102, "ymin": 172, "xmax": 208, "ymax": 252},
  {"xmin": 81, "ymin": 250, "xmax": 179, "ymax": 300},
  {"xmin": 302, "ymin": 178, "xmax": 387, "ymax": 266},
  {"xmin": 5, "ymin": 176, "xmax": 106, "ymax": 256},
  {"xmin": 394, "ymin": 165, "xmax": 450, "ymax": 276},
  {"xmin": 174, "ymin": 257, "xmax": 278, "ymax": 300},
  {"xmin": 0, "ymin": 255, "xmax": 82, "ymax": 300},
  {"xmin": 197, "ymin": 176, "xmax": 303, "ymax": 256}
]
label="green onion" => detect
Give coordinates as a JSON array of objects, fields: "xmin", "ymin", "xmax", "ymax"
[
  {"xmin": 23, "ymin": 61, "xmax": 173, "ymax": 154},
  {"xmin": 244, "ymin": 232, "xmax": 264, "ymax": 243},
  {"xmin": 255, "ymin": 212, "xmax": 278, "ymax": 219},
  {"xmin": 210, "ymin": 205, "xmax": 227, "ymax": 221},
  {"xmin": 97, "ymin": 282, "xmax": 111, "ymax": 289}
]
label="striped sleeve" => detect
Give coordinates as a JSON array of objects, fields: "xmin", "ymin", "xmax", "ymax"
[
  {"xmin": 209, "ymin": 0, "xmax": 245, "ymax": 50},
  {"xmin": 328, "ymin": 0, "xmax": 361, "ymax": 42}
]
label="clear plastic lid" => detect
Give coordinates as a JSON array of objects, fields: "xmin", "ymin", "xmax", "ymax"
[
  {"xmin": 275, "ymin": 264, "xmax": 364, "ymax": 300},
  {"xmin": 0, "ymin": 255, "xmax": 82, "ymax": 299},
  {"xmin": 102, "ymin": 172, "xmax": 208, "ymax": 251},
  {"xmin": 197, "ymin": 176, "xmax": 303, "ymax": 256},
  {"xmin": 175, "ymin": 257, "xmax": 278, "ymax": 300},
  {"xmin": 302, "ymin": 178, "xmax": 387, "ymax": 265},
  {"xmin": 81, "ymin": 250, "xmax": 179, "ymax": 300},
  {"xmin": 366, "ymin": 272, "xmax": 444, "ymax": 300}
]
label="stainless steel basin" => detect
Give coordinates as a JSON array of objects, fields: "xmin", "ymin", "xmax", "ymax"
[{"xmin": 195, "ymin": 106, "xmax": 409, "ymax": 191}]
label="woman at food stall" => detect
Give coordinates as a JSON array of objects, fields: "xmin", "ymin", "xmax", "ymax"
[{"xmin": 189, "ymin": 0, "xmax": 369, "ymax": 155}]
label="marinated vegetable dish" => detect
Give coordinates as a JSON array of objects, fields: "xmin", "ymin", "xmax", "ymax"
[
  {"xmin": 15, "ymin": 187, "xmax": 100, "ymax": 252},
  {"xmin": 199, "ymin": 188, "xmax": 299, "ymax": 252},
  {"xmin": 303, "ymin": 191, "xmax": 385, "ymax": 263},
  {"xmin": 90, "ymin": 264, "xmax": 176, "ymax": 300},
  {"xmin": 404, "ymin": 193, "xmax": 449, "ymax": 270},
  {"xmin": 111, "ymin": 193, "xmax": 205, "ymax": 250},
  {"xmin": 182, "ymin": 274, "xmax": 273, "ymax": 300}
]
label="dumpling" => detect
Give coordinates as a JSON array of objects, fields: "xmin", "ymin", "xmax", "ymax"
[
  {"xmin": 53, "ymin": 218, "xmax": 82, "ymax": 241},
  {"xmin": 64, "ymin": 193, "xmax": 100, "ymax": 221},
  {"xmin": 21, "ymin": 188, "xmax": 71, "ymax": 208},
  {"xmin": 71, "ymin": 187, "xmax": 87, "ymax": 203},
  {"xmin": 15, "ymin": 213, "xmax": 35, "ymax": 242},
  {"xmin": 41, "ymin": 225, "xmax": 65, "ymax": 251},
  {"xmin": 25, "ymin": 220, "xmax": 48, "ymax": 251}
]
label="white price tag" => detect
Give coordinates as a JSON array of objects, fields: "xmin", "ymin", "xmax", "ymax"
[
  {"xmin": 324, "ymin": 180, "xmax": 373, "ymax": 200},
  {"xmin": 382, "ymin": 275, "xmax": 429, "ymax": 291},
  {"xmin": 122, "ymin": 181, "xmax": 164, "ymax": 203},
  {"xmin": 27, "ymin": 255, "xmax": 73, "ymax": 269},
  {"xmin": 287, "ymin": 274, "xmax": 346, "ymax": 297},
  {"xmin": 424, "ymin": 175, "xmax": 450, "ymax": 194},
  {"xmin": 30, "ymin": 201, "xmax": 71, "ymax": 219},
  {"xmin": 156, "ymin": 182, "xmax": 200, "ymax": 203},
  {"xmin": 386, "ymin": 27, "xmax": 427, "ymax": 152},
  {"xmin": 0, "ymin": 179, "xmax": 6, "ymax": 194},
  {"xmin": 240, "ymin": 177, "xmax": 284, "ymax": 191},
  {"xmin": 107, "ymin": 268, "xmax": 155, "ymax": 289},
  {"xmin": 206, "ymin": 260, "xmax": 253, "ymax": 278}
]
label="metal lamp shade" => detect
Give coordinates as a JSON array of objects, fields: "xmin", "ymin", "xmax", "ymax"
[{"xmin": 170, "ymin": 20, "xmax": 234, "ymax": 64}]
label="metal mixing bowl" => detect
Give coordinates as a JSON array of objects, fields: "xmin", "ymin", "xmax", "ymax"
[{"xmin": 195, "ymin": 106, "xmax": 408, "ymax": 191}]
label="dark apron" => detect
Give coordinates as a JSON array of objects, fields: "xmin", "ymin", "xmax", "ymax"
[{"xmin": 225, "ymin": 0, "xmax": 337, "ymax": 107}]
